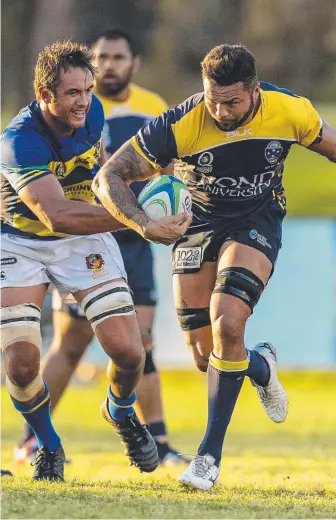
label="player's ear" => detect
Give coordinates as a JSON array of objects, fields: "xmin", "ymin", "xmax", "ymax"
[
  {"xmin": 39, "ymin": 87, "xmax": 52, "ymax": 104},
  {"xmin": 132, "ymin": 56, "xmax": 140, "ymax": 75}
]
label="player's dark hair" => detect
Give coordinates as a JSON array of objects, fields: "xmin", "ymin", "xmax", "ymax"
[
  {"xmin": 34, "ymin": 40, "xmax": 96, "ymax": 101},
  {"xmin": 201, "ymin": 44, "xmax": 258, "ymax": 88},
  {"xmin": 91, "ymin": 29, "xmax": 138, "ymax": 57}
]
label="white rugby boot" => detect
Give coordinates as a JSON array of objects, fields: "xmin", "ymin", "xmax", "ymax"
[
  {"xmin": 250, "ymin": 342, "xmax": 288, "ymax": 423},
  {"xmin": 178, "ymin": 453, "xmax": 219, "ymax": 491}
]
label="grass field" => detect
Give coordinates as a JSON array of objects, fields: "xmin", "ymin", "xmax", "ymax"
[{"xmin": 2, "ymin": 370, "xmax": 336, "ymax": 519}]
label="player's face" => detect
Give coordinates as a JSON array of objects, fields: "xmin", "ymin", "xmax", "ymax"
[
  {"xmin": 50, "ymin": 67, "xmax": 94, "ymax": 130},
  {"xmin": 203, "ymin": 77, "xmax": 260, "ymax": 131},
  {"xmin": 93, "ymin": 38, "xmax": 137, "ymax": 96}
]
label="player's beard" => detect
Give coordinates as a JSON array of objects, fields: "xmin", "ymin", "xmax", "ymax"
[
  {"xmin": 216, "ymin": 92, "xmax": 260, "ymax": 132},
  {"xmin": 95, "ymin": 71, "xmax": 133, "ymax": 97}
]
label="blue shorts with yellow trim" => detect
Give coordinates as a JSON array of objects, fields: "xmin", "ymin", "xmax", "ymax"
[{"xmin": 172, "ymin": 203, "xmax": 285, "ymax": 275}]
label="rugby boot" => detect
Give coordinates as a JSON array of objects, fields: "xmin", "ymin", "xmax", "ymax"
[
  {"xmin": 100, "ymin": 398, "xmax": 159, "ymax": 473},
  {"xmin": 156, "ymin": 441, "xmax": 192, "ymax": 466},
  {"xmin": 14, "ymin": 434, "xmax": 71, "ymax": 464},
  {"xmin": 31, "ymin": 446, "xmax": 65, "ymax": 481},
  {"xmin": 250, "ymin": 342, "xmax": 288, "ymax": 423},
  {"xmin": 178, "ymin": 454, "xmax": 220, "ymax": 491}
]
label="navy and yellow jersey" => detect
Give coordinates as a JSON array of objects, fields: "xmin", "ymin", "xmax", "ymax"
[
  {"xmin": 97, "ymin": 83, "xmax": 168, "ymax": 200},
  {"xmin": 1, "ymin": 94, "xmax": 104, "ymax": 239},
  {"xmin": 131, "ymin": 82, "xmax": 322, "ymax": 220}
]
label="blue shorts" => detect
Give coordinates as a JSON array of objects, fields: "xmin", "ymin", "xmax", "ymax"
[{"xmin": 116, "ymin": 234, "xmax": 157, "ymax": 307}]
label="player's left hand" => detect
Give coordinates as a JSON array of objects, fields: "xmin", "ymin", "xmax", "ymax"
[{"xmin": 143, "ymin": 212, "xmax": 192, "ymax": 245}]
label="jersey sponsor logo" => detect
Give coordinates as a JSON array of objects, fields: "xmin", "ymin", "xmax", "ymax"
[
  {"xmin": 249, "ymin": 229, "xmax": 272, "ymax": 249},
  {"xmin": 197, "ymin": 152, "xmax": 214, "ymax": 174},
  {"xmin": 226, "ymin": 128, "xmax": 252, "ymax": 138},
  {"xmin": 265, "ymin": 141, "xmax": 283, "ymax": 164},
  {"xmin": 0, "ymin": 257, "xmax": 17, "ymax": 267},
  {"xmin": 200, "ymin": 171, "xmax": 276, "ymax": 198},
  {"xmin": 174, "ymin": 247, "xmax": 201, "ymax": 270}
]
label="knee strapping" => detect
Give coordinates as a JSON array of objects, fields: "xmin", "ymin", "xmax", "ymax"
[
  {"xmin": 213, "ymin": 267, "xmax": 264, "ymax": 311},
  {"xmin": 0, "ymin": 304, "xmax": 42, "ymax": 352},
  {"xmin": 6, "ymin": 374, "xmax": 44, "ymax": 402},
  {"xmin": 81, "ymin": 281, "xmax": 135, "ymax": 331},
  {"xmin": 176, "ymin": 307, "xmax": 211, "ymax": 331},
  {"xmin": 143, "ymin": 350, "xmax": 156, "ymax": 374}
]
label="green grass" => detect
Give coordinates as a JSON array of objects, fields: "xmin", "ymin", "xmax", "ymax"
[{"xmin": 2, "ymin": 370, "xmax": 336, "ymax": 518}]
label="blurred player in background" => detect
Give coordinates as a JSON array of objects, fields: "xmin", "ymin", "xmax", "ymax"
[
  {"xmin": 16, "ymin": 30, "xmax": 190, "ymax": 467},
  {"xmin": 92, "ymin": 44, "xmax": 336, "ymax": 490}
]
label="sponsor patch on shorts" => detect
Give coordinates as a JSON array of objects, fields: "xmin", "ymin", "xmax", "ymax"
[
  {"xmin": 174, "ymin": 247, "xmax": 202, "ymax": 270},
  {"xmin": 0, "ymin": 257, "xmax": 17, "ymax": 268},
  {"xmin": 249, "ymin": 229, "xmax": 272, "ymax": 249}
]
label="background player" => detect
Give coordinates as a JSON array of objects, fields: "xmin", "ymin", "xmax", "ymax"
[
  {"xmin": 91, "ymin": 43, "xmax": 336, "ymax": 490},
  {"xmin": 16, "ymin": 30, "xmax": 190, "ymax": 466}
]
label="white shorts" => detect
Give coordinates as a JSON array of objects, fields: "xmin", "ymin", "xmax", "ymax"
[{"xmin": 0, "ymin": 233, "xmax": 127, "ymax": 298}]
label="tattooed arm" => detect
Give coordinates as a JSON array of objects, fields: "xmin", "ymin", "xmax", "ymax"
[{"xmin": 92, "ymin": 140, "xmax": 192, "ymax": 245}]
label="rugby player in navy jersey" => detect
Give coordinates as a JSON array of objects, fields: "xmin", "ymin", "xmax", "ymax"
[
  {"xmin": 15, "ymin": 30, "xmax": 190, "ymax": 467},
  {"xmin": 0, "ymin": 40, "xmax": 190, "ymax": 481},
  {"xmin": 93, "ymin": 44, "xmax": 336, "ymax": 490}
]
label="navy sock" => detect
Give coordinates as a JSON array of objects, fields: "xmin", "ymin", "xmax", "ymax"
[
  {"xmin": 107, "ymin": 386, "xmax": 136, "ymax": 423},
  {"xmin": 12, "ymin": 384, "xmax": 61, "ymax": 451},
  {"xmin": 198, "ymin": 354, "xmax": 248, "ymax": 466},
  {"xmin": 148, "ymin": 420, "xmax": 167, "ymax": 440},
  {"xmin": 246, "ymin": 349, "xmax": 270, "ymax": 386}
]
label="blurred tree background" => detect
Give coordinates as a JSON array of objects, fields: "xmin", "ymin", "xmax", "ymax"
[{"xmin": 2, "ymin": 0, "xmax": 335, "ymax": 215}]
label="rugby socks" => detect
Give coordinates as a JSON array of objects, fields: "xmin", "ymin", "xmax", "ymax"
[
  {"xmin": 12, "ymin": 384, "xmax": 61, "ymax": 451},
  {"xmin": 148, "ymin": 420, "xmax": 167, "ymax": 439},
  {"xmin": 246, "ymin": 349, "xmax": 270, "ymax": 387},
  {"xmin": 198, "ymin": 353, "xmax": 248, "ymax": 466},
  {"xmin": 107, "ymin": 386, "xmax": 136, "ymax": 422}
]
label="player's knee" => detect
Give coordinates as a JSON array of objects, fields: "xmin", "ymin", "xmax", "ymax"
[
  {"xmin": 213, "ymin": 267, "xmax": 264, "ymax": 312},
  {"xmin": 113, "ymin": 343, "xmax": 145, "ymax": 372},
  {"xmin": 176, "ymin": 307, "xmax": 211, "ymax": 331},
  {"xmin": 140, "ymin": 329, "xmax": 153, "ymax": 351},
  {"xmin": 6, "ymin": 373, "xmax": 44, "ymax": 402},
  {"xmin": 212, "ymin": 313, "xmax": 245, "ymax": 347},
  {"xmin": 1, "ymin": 304, "xmax": 42, "ymax": 386},
  {"xmin": 143, "ymin": 349, "xmax": 157, "ymax": 375},
  {"xmin": 80, "ymin": 280, "xmax": 135, "ymax": 332}
]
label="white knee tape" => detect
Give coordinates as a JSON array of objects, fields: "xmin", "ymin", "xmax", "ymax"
[
  {"xmin": 6, "ymin": 374, "xmax": 44, "ymax": 402},
  {"xmin": 0, "ymin": 304, "xmax": 42, "ymax": 352},
  {"xmin": 81, "ymin": 280, "xmax": 135, "ymax": 331}
]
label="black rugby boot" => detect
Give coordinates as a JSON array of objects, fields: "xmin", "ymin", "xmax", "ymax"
[
  {"xmin": 31, "ymin": 446, "xmax": 65, "ymax": 481},
  {"xmin": 101, "ymin": 398, "xmax": 159, "ymax": 473}
]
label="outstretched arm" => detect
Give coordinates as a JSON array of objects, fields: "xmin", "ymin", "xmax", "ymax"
[
  {"xmin": 309, "ymin": 120, "xmax": 336, "ymax": 163},
  {"xmin": 92, "ymin": 140, "xmax": 192, "ymax": 245}
]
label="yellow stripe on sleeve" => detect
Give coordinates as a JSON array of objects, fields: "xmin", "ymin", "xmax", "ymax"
[{"xmin": 130, "ymin": 136, "xmax": 160, "ymax": 170}]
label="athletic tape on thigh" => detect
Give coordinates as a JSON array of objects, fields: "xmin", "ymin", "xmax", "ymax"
[
  {"xmin": 176, "ymin": 307, "xmax": 211, "ymax": 331},
  {"xmin": 80, "ymin": 280, "xmax": 135, "ymax": 330},
  {"xmin": 213, "ymin": 267, "xmax": 264, "ymax": 311},
  {"xmin": 6, "ymin": 373, "xmax": 44, "ymax": 402},
  {"xmin": 0, "ymin": 304, "xmax": 42, "ymax": 351}
]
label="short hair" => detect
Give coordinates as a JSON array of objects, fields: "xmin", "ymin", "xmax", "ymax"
[
  {"xmin": 201, "ymin": 44, "xmax": 258, "ymax": 88},
  {"xmin": 91, "ymin": 29, "xmax": 138, "ymax": 57},
  {"xmin": 34, "ymin": 40, "xmax": 96, "ymax": 101}
]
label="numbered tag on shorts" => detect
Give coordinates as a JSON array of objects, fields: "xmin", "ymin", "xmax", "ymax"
[{"xmin": 174, "ymin": 247, "xmax": 202, "ymax": 270}]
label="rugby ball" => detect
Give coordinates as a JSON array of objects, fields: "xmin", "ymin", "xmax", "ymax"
[{"xmin": 138, "ymin": 176, "xmax": 192, "ymax": 220}]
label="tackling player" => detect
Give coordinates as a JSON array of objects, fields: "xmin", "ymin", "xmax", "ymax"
[
  {"xmin": 0, "ymin": 40, "xmax": 190, "ymax": 481},
  {"xmin": 92, "ymin": 44, "xmax": 336, "ymax": 490},
  {"xmin": 15, "ymin": 29, "xmax": 190, "ymax": 466}
]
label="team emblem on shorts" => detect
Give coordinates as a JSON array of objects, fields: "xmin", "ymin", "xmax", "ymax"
[
  {"xmin": 265, "ymin": 141, "xmax": 283, "ymax": 165},
  {"xmin": 86, "ymin": 254, "xmax": 105, "ymax": 270},
  {"xmin": 85, "ymin": 253, "xmax": 107, "ymax": 279},
  {"xmin": 197, "ymin": 151, "xmax": 214, "ymax": 173}
]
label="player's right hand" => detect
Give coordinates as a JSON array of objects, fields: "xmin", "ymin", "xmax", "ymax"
[{"xmin": 143, "ymin": 213, "xmax": 192, "ymax": 245}]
